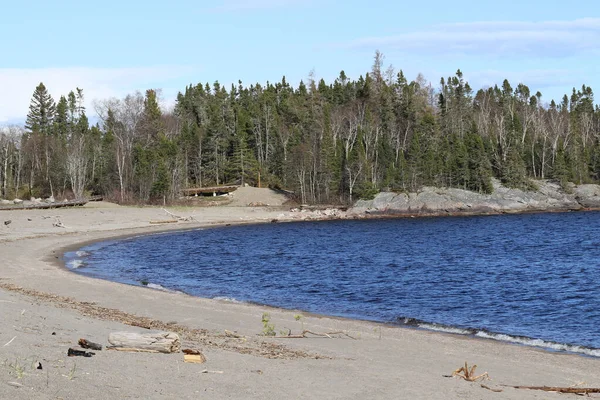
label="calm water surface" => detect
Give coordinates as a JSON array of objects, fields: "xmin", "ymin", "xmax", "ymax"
[{"xmin": 66, "ymin": 212, "xmax": 600, "ymax": 355}]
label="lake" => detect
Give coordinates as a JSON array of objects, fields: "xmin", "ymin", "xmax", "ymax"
[{"xmin": 65, "ymin": 211, "xmax": 600, "ymax": 356}]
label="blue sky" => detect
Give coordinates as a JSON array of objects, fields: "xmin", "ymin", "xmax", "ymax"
[{"xmin": 1, "ymin": 0, "xmax": 599, "ymax": 122}]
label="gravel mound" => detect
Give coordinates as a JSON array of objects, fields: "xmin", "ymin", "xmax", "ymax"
[{"xmin": 227, "ymin": 187, "xmax": 291, "ymax": 207}]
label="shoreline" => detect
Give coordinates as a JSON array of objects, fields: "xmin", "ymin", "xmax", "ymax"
[
  {"xmin": 59, "ymin": 220, "xmax": 600, "ymax": 360},
  {"xmin": 1, "ymin": 204, "xmax": 600, "ymax": 399}
]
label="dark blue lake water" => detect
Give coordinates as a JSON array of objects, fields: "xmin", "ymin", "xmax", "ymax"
[{"xmin": 65, "ymin": 212, "xmax": 600, "ymax": 356}]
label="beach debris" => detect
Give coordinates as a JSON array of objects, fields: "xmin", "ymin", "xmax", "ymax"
[
  {"xmin": 224, "ymin": 330, "xmax": 242, "ymax": 338},
  {"xmin": 0, "ymin": 282, "xmax": 321, "ymax": 360},
  {"xmin": 161, "ymin": 208, "xmax": 198, "ymax": 222},
  {"xmin": 251, "ymin": 369, "xmax": 263, "ymax": 375},
  {"xmin": 53, "ymin": 218, "xmax": 65, "ymax": 228},
  {"xmin": 68, "ymin": 348, "xmax": 95, "ymax": 357},
  {"xmin": 480, "ymin": 384, "xmax": 502, "ymax": 392},
  {"xmin": 275, "ymin": 330, "xmax": 357, "ymax": 339},
  {"xmin": 184, "ymin": 354, "xmax": 206, "ymax": 364},
  {"xmin": 149, "ymin": 219, "xmax": 178, "ymax": 224},
  {"xmin": 182, "ymin": 348, "xmax": 202, "ymax": 355},
  {"xmin": 183, "ymin": 349, "xmax": 206, "ymax": 364},
  {"xmin": 506, "ymin": 385, "xmax": 600, "ymax": 394},
  {"xmin": 79, "ymin": 338, "xmax": 103, "ymax": 351},
  {"xmin": 36, "ymin": 362, "xmax": 42, "ymax": 370},
  {"xmin": 7, "ymin": 381, "xmax": 23, "ymax": 388},
  {"xmin": 201, "ymin": 369, "xmax": 223, "ymax": 374},
  {"xmin": 451, "ymin": 362, "xmax": 489, "ymax": 382},
  {"xmin": 107, "ymin": 331, "xmax": 181, "ymax": 353},
  {"xmin": 3, "ymin": 336, "xmax": 16, "ymax": 346},
  {"xmin": 4, "ymin": 220, "xmax": 11, "ymax": 226}
]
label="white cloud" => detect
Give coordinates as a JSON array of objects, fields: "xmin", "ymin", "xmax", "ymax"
[
  {"xmin": 349, "ymin": 18, "xmax": 600, "ymax": 58},
  {"xmin": 0, "ymin": 66, "xmax": 194, "ymax": 123}
]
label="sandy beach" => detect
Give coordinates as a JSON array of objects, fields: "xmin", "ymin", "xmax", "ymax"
[{"xmin": 1, "ymin": 202, "xmax": 599, "ymax": 399}]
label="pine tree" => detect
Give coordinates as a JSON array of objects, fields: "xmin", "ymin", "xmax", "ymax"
[{"xmin": 25, "ymin": 83, "xmax": 56, "ymax": 136}]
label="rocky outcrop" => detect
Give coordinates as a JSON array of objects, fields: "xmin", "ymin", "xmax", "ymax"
[{"xmin": 350, "ymin": 179, "xmax": 600, "ymax": 217}]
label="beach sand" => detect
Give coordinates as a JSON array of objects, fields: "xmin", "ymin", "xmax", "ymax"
[{"xmin": 0, "ymin": 203, "xmax": 599, "ymax": 399}]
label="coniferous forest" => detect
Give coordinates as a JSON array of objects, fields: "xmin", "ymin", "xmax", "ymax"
[{"xmin": 1, "ymin": 52, "xmax": 599, "ymax": 204}]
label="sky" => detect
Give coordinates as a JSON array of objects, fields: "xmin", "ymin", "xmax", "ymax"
[{"xmin": 1, "ymin": 0, "xmax": 599, "ymax": 124}]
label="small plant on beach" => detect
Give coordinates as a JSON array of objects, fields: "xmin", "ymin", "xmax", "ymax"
[
  {"xmin": 261, "ymin": 312, "xmax": 276, "ymax": 336},
  {"xmin": 294, "ymin": 314, "xmax": 305, "ymax": 331},
  {"xmin": 280, "ymin": 328, "xmax": 291, "ymax": 336},
  {"xmin": 5, "ymin": 358, "xmax": 26, "ymax": 379}
]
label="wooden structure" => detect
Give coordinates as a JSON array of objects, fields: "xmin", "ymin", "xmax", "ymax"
[
  {"xmin": 181, "ymin": 185, "xmax": 239, "ymax": 197},
  {"xmin": 0, "ymin": 199, "xmax": 88, "ymax": 211}
]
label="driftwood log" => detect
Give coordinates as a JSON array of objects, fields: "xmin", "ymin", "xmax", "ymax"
[
  {"xmin": 79, "ymin": 338, "xmax": 103, "ymax": 350},
  {"xmin": 107, "ymin": 331, "xmax": 181, "ymax": 353},
  {"xmin": 508, "ymin": 385, "xmax": 600, "ymax": 394}
]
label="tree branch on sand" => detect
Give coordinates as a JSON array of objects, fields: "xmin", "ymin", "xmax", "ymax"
[
  {"xmin": 161, "ymin": 208, "xmax": 198, "ymax": 222},
  {"xmin": 274, "ymin": 329, "xmax": 356, "ymax": 340},
  {"xmin": 451, "ymin": 362, "xmax": 489, "ymax": 382},
  {"xmin": 506, "ymin": 385, "xmax": 600, "ymax": 394}
]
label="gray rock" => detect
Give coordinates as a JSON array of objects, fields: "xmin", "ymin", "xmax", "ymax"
[
  {"xmin": 574, "ymin": 184, "xmax": 600, "ymax": 208},
  {"xmin": 350, "ymin": 180, "xmax": 600, "ymax": 216},
  {"xmin": 13, "ymin": 199, "xmax": 23, "ymax": 205}
]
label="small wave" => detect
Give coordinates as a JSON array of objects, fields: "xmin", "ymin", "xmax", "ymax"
[
  {"xmin": 75, "ymin": 250, "xmax": 91, "ymax": 257},
  {"xmin": 395, "ymin": 317, "xmax": 600, "ymax": 357},
  {"xmin": 68, "ymin": 260, "xmax": 86, "ymax": 269},
  {"xmin": 144, "ymin": 283, "xmax": 179, "ymax": 293},
  {"xmin": 213, "ymin": 296, "xmax": 242, "ymax": 303}
]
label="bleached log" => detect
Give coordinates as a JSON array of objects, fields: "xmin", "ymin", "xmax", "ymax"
[{"xmin": 107, "ymin": 331, "xmax": 181, "ymax": 353}]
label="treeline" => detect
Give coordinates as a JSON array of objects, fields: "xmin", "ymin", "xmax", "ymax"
[{"xmin": 1, "ymin": 53, "xmax": 599, "ymax": 204}]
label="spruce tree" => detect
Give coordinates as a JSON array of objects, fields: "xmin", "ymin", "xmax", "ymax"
[{"xmin": 25, "ymin": 83, "xmax": 56, "ymax": 136}]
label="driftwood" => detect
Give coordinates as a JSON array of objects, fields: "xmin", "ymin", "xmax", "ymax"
[
  {"xmin": 68, "ymin": 348, "xmax": 95, "ymax": 357},
  {"xmin": 481, "ymin": 384, "xmax": 503, "ymax": 393},
  {"xmin": 161, "ymin": 208, "xmax": 198, "ymax": 222},
  {"xmin": 79, "ymin": 338, "xmax": 103, "ymax": 350},
  {"xmin": 507, "ymin": 385, "xmax": 600, "ymax": 394},
  {"xmin": 452, "ymin": 362, "xmax": 489, "ymax": 382},
  {"xmin": 149, "ymin": 220, "xmax": 178, "ymax": 225},
  {"xmin": 107, "ymin": 331, "xmax": 181, "ymax": 353},
  {"xmin": 184, "ymin": 354, "xmax": 206, "ymax": 364},
  {"xmin": 276, "ymin": 330, "xmax": 356, "ymax": 339},
  {"xmin": 183, "ymin": 349, "xmax": 207, "ymax": 363},
  {"xmin": 0, "ymin": 199, "xmax": 87, "ymax": 211}
]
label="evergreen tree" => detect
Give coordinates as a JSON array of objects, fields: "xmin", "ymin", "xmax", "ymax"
[{"xmin": 25, "ymin": 83, "xmax": 56, "ymax": 136}]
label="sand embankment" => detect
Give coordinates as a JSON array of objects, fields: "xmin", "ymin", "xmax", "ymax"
[{"xmin": 0, "ymin": 203, "xmax": 599, "ymax": 399}]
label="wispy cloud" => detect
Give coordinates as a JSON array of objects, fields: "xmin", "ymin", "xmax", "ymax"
[
  {"xmin": 349, "ymin": 18, "xmax": 600, "ymax": 58},
  {"xmin": 0, "ymin": 66, "xmax": 195, "ymax": 123}
]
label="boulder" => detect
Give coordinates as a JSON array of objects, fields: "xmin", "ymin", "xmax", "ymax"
[{"xmin": 13, "ymin": 199, "xmax": 23, "ymax": 205}]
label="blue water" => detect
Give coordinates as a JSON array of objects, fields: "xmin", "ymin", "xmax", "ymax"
[{"xmin": 65, "ymin": 212, "xmax": 600, "ymax": 356}]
